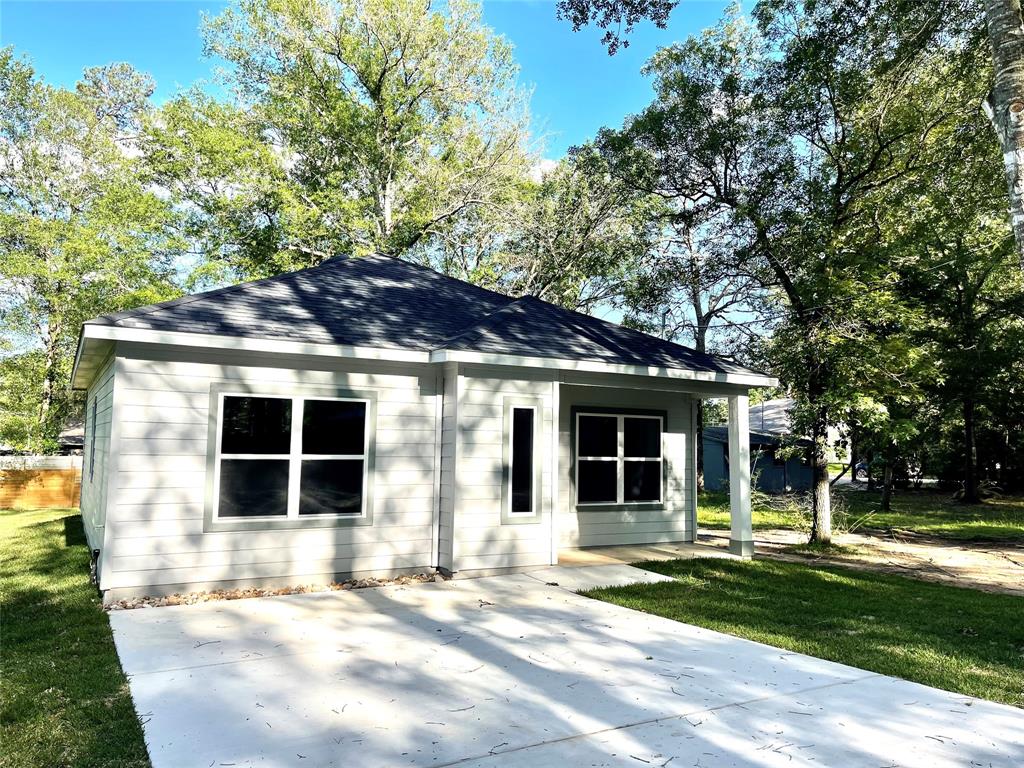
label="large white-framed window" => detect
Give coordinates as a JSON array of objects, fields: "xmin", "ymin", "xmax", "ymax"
[
  {"xmin": 575, "ymin": 412, "xmax": 663, "ymax": 506},
  {"xmin": 212, "ymin": 392, "xmax": 371, "ymax": 522}
]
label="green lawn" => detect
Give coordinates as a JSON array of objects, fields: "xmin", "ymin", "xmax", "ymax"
[
  {"xmin": 0, "ymin": 509, "xmax": 150, "ymax": 768},
  {"xmin": 697, "ymin": 488, "xmax": 1024, "ymax": 540},
  {"xmin": 584, "ymin": 558, "xmax": 1024, "ymax": 708},
  {"xmin": 697, "ymin": 490, "xmax": 806, "ymax": 530}
]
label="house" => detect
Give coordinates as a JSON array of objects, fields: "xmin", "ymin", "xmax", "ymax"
[
  {"xmin": 703, "ymin": 425, "xmax": 813, "ymax": 493},
  {"xmin": 703, "ymin": 396, "xmax": 845, "ymax": 493},
  {"xmin": 71, "ymin": 254, "xmax": 776, "ymax": 601}
]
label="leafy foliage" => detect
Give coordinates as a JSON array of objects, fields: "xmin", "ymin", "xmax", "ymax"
[
  {"xmin": 148, "ymin": 0, "xmax": 532, "ymax": 279},
  {"xmin": 0, "ymin": 51, "xmax": 181, "ymax": 452}
]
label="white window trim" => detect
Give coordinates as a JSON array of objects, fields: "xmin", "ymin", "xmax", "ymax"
[
  {"xmin": 507, "ymin": 404, "xmax": 539, "ymax": 518},
  {"xmin": 212, "ymin": 392, "xmax": 371, "ymax": 522},
  {"xmin": 575, "ymin": 412, "xmax": 664, "ymax": 506}
]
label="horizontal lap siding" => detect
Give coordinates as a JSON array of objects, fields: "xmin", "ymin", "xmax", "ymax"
[
  {"xmin": 454, "ymin": 367, "xmax": 554, "ymax": 571},
  {"xmin": 81, "ymin": 356, "xmax": 114, "ymax": 549},
  {"xmin": 102, "ymin": 347, "xmax": 438, "ymax": 593},
  {"xmin": 558, "ymin": 384, "xmax": 693, "ymax": 548}
]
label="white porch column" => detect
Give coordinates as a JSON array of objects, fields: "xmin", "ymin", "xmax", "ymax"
[{"xmin": 728, "ymin": 393, "xmax": 754, "ymax": 557}]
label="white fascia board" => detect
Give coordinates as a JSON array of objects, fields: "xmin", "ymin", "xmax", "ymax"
[
  {"xmin": 71, "ymin": 332, "xmax": 87, "ymax": 390},
  {"xmin": 78, "ymin": 325, "xmax": 433, "ymax": 364},
  {"xmin": 72, "ymin": 324, "xmax": 779, "ymax": 390},
  {"xmin": 430, "ymin": 349, "xmax": 779, "ymax": 388}
]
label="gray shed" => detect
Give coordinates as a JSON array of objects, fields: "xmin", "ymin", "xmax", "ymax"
[{"xmin": 703, "ymin": 426, "xmax": 812, "ymax": 493}]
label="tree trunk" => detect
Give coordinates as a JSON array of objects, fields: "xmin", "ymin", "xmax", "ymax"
[
  {"xmin": 962, "ymin": 396, "xmax": 981, "ymax": 503},
  {"xmin": 809, "ymin": 409, "xmax": 832, "ymax": 543},
  {"xmin": 696, "ymin": 399, "xmax": 705, "ymax": 492},
  {"xmin": 37, "ymin": 324, "xmax": 59, "ymax": 429},
  {"xmin": 880, "ymin": 442, "xmax": 895, "ymax": 511},
  {"xmin": 983, "ymin": 0, "xmax": 1024, "ymax": 268}
]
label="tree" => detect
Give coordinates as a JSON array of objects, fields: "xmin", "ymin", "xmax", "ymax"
[
  {"xmin": 149, "ymin": 0, "xmax": 531, "ymax": 280},
  {"xmin": 0, "ymin": 51, "xmax": 181, "ymax": 452},
  {"xmin": 472, "ymin": 145, "xmax": 666, "ymax": 311},
  {"xmin": 621, "ymin": 227, "xmax": 766, "ymax": 491},
  {"xmin": 556, "ymin": 0, "xmax": 1024, "ymax": 269},
  {"xmin": 877, "ymin": 65, "xmax": 1024, "ymax": 501},
  {"xmin": 593, "ymin": 4, "xmax": 969, "ymax": 541},
  {"xmin": 983, "ymin": 0, "xmax": 1024, "ymax": 269}
]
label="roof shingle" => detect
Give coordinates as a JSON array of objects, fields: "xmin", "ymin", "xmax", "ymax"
[{"xmin": 87, "ymin": 254, "xmax": 765, "ymax": 377}]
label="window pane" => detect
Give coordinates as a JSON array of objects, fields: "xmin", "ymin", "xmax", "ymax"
[
  {"xmin": 303, "ymin": 400, "xmax": 366, "ymax": 455},
  {"xmin": 624, "ymin": 461, "xmax": 661, "ymax": 502},
  {"xmin": 299, "ymin": 459, "xmax": 363, "ymax": 515},
  {"xmin": 222, "ymin": 396, "xmax": 291, "ymax": 454},
  {"xmin": 578, "ymin": 460, "xmax": 617, "ymax": 503},
  {"xmin": 218, "ymin": 459, "xmax": 289, "ymax": 517},
  {"xmin": 511, "ymin": 408, "xmax": 534, "ymax": 513},
  {"xmin": 624, "ymin": 418, "xmax": 661, "ymax": 458},
  {"xmin": 578, "ymin": 415, "xmax": 617, "ymax": 457}
]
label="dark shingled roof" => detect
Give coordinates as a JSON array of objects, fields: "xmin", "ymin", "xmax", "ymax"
[
  {"xmin": 704, "ymin": 423, "xmax": 812, "ymax": 447},
  {"xmin": 87, "ymin": 254, "xmax": 763, "ymax": 377}
]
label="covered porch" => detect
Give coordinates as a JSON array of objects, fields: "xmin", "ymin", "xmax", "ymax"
[{"xmin": 552, "ymin": 376, "xmax": 756, "ymax": 562}]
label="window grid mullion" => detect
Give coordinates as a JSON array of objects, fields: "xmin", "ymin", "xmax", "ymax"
[
  {"xmin": 287, "ymin": 396, "xmax": 303, "ymax": 519},
  {"xmin": 617, "ymin": 415, "xmax": 624, "ymax": 504}
]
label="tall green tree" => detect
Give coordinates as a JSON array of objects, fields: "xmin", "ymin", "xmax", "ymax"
[
  {"xmin": 0, "ymin": 51, "xmax": 181, "ymax": 452},
  {"xmin": 595, "ymin": 4, "xmax": 972, "ymax": 541},
  {"xmin": 556, "ymin": 0, "xmax": 1024, "ymax": 270},
  {"xmin": 877, "ymin": 65, "xmax": 1024, "ymax": 501},
  {"xmin": 478, "ymin": 145, "xmax": 666, "ymax": 311},
  {"xmin": 149, "ymin": 0, "xmax": 531, "ymax": 280}
]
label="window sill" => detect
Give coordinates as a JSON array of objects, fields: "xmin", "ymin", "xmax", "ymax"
[
  {"xmin": 205, "ymin": 514, "xmax": 373, "ymax": 533},
  {"xmin": 575, "ymin": 502, "xmax": 665, "ymax": 513}
]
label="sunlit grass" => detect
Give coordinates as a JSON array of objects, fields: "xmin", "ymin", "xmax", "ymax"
[
  {"xmin": 585, "ymin": 558, "xmax": 1024, "ymax": 707},
  {"xmin": 697, "ymin": 488, "xmax": 1024, "ymax": 541},
  {"xmin": 0, "ymin": 509, "xmax": 150, "ymax": 768}
]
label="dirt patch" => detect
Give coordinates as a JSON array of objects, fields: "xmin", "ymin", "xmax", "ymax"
[
  {"xmin": 699, "ymin": 529, "xmax": 1024, "ymax": 596},
  {"xmin": 106, "ymin": 571, "xmax": 444, "ymax": 610}
]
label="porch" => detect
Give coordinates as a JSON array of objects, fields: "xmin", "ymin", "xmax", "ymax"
[{"xmin": 557, "ymin": 539, "xmax": 741, "ymax": 567}]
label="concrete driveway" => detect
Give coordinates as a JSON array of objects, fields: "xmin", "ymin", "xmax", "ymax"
[{"xmin": 110, "ymin": 566, "xmax": 1024, "ymax": 768}]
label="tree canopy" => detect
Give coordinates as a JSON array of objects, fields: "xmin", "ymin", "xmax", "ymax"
[{"xmin": 0, "ymin": 50, "xmax": 181, "ymax": 451}]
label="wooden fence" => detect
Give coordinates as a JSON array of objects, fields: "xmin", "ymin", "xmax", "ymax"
[{"xmin": 0, "ymin": 456, "xmax": 82, "ymax": 509}]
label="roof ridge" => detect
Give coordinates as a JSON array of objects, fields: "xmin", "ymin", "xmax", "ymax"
[
  {"xmin": 388, "ymin": 256, "xmax": 516, "ymax": 306},
  {"xmin": 432, "ymin": 296, "xmax": 529, "ymax": 351}
]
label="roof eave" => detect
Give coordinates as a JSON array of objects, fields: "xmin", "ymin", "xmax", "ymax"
[
  {"xmin": 429, "ymin": 349, "xmax": 779, "ymax": 388},
  {"xmin": 74, "ymin": 324, "xmax": 780, "ymax": 389}
]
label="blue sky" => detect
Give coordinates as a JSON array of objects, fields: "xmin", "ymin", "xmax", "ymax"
[{"xmin": 0, "ymin": 0, "xmax": 730, "ymax": 158}]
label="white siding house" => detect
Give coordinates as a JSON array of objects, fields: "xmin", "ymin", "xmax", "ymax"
[{"xmin": 72, "ymin": 255, "xmax": 774, "ymax": 601}]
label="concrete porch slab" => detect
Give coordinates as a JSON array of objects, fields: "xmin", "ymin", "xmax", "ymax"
[
  {"xmin": 558, "ymin": 540, "xmax": 740, "ymax": 567},
  {"xmin": 524, "ymin": 563, "xmax": 676, "ymax": 591}
]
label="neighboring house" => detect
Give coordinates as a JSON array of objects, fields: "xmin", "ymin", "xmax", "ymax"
[
  {"xmin": 703, "ymin": 426, "xmax": 813, "ymax": 493},
  {"xmin": 751, "ymin": 397, "xmax": 846, "ymax": 463},
  {"xmin": 71, "ymin": 254, "xmax": 776, "ymax": 601},
  {"xmin": 0, "ymin": 418, "xmax": 83, "ymax": 456},
  {"xmin": 703, "ymin": 397, "xmax": 844, "ymax": 493},
  {"xmin": 58, "ymin": 419, "xmax": 84, "ymax": 455}
]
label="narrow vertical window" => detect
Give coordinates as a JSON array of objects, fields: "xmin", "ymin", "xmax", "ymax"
[
  {"xmin": 510, "ymin": 407, "xmax": 535, "ymax": 514},
  {"xmin": 89, "ymin": 399, "xmax": 98, "ymax": 481}
]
